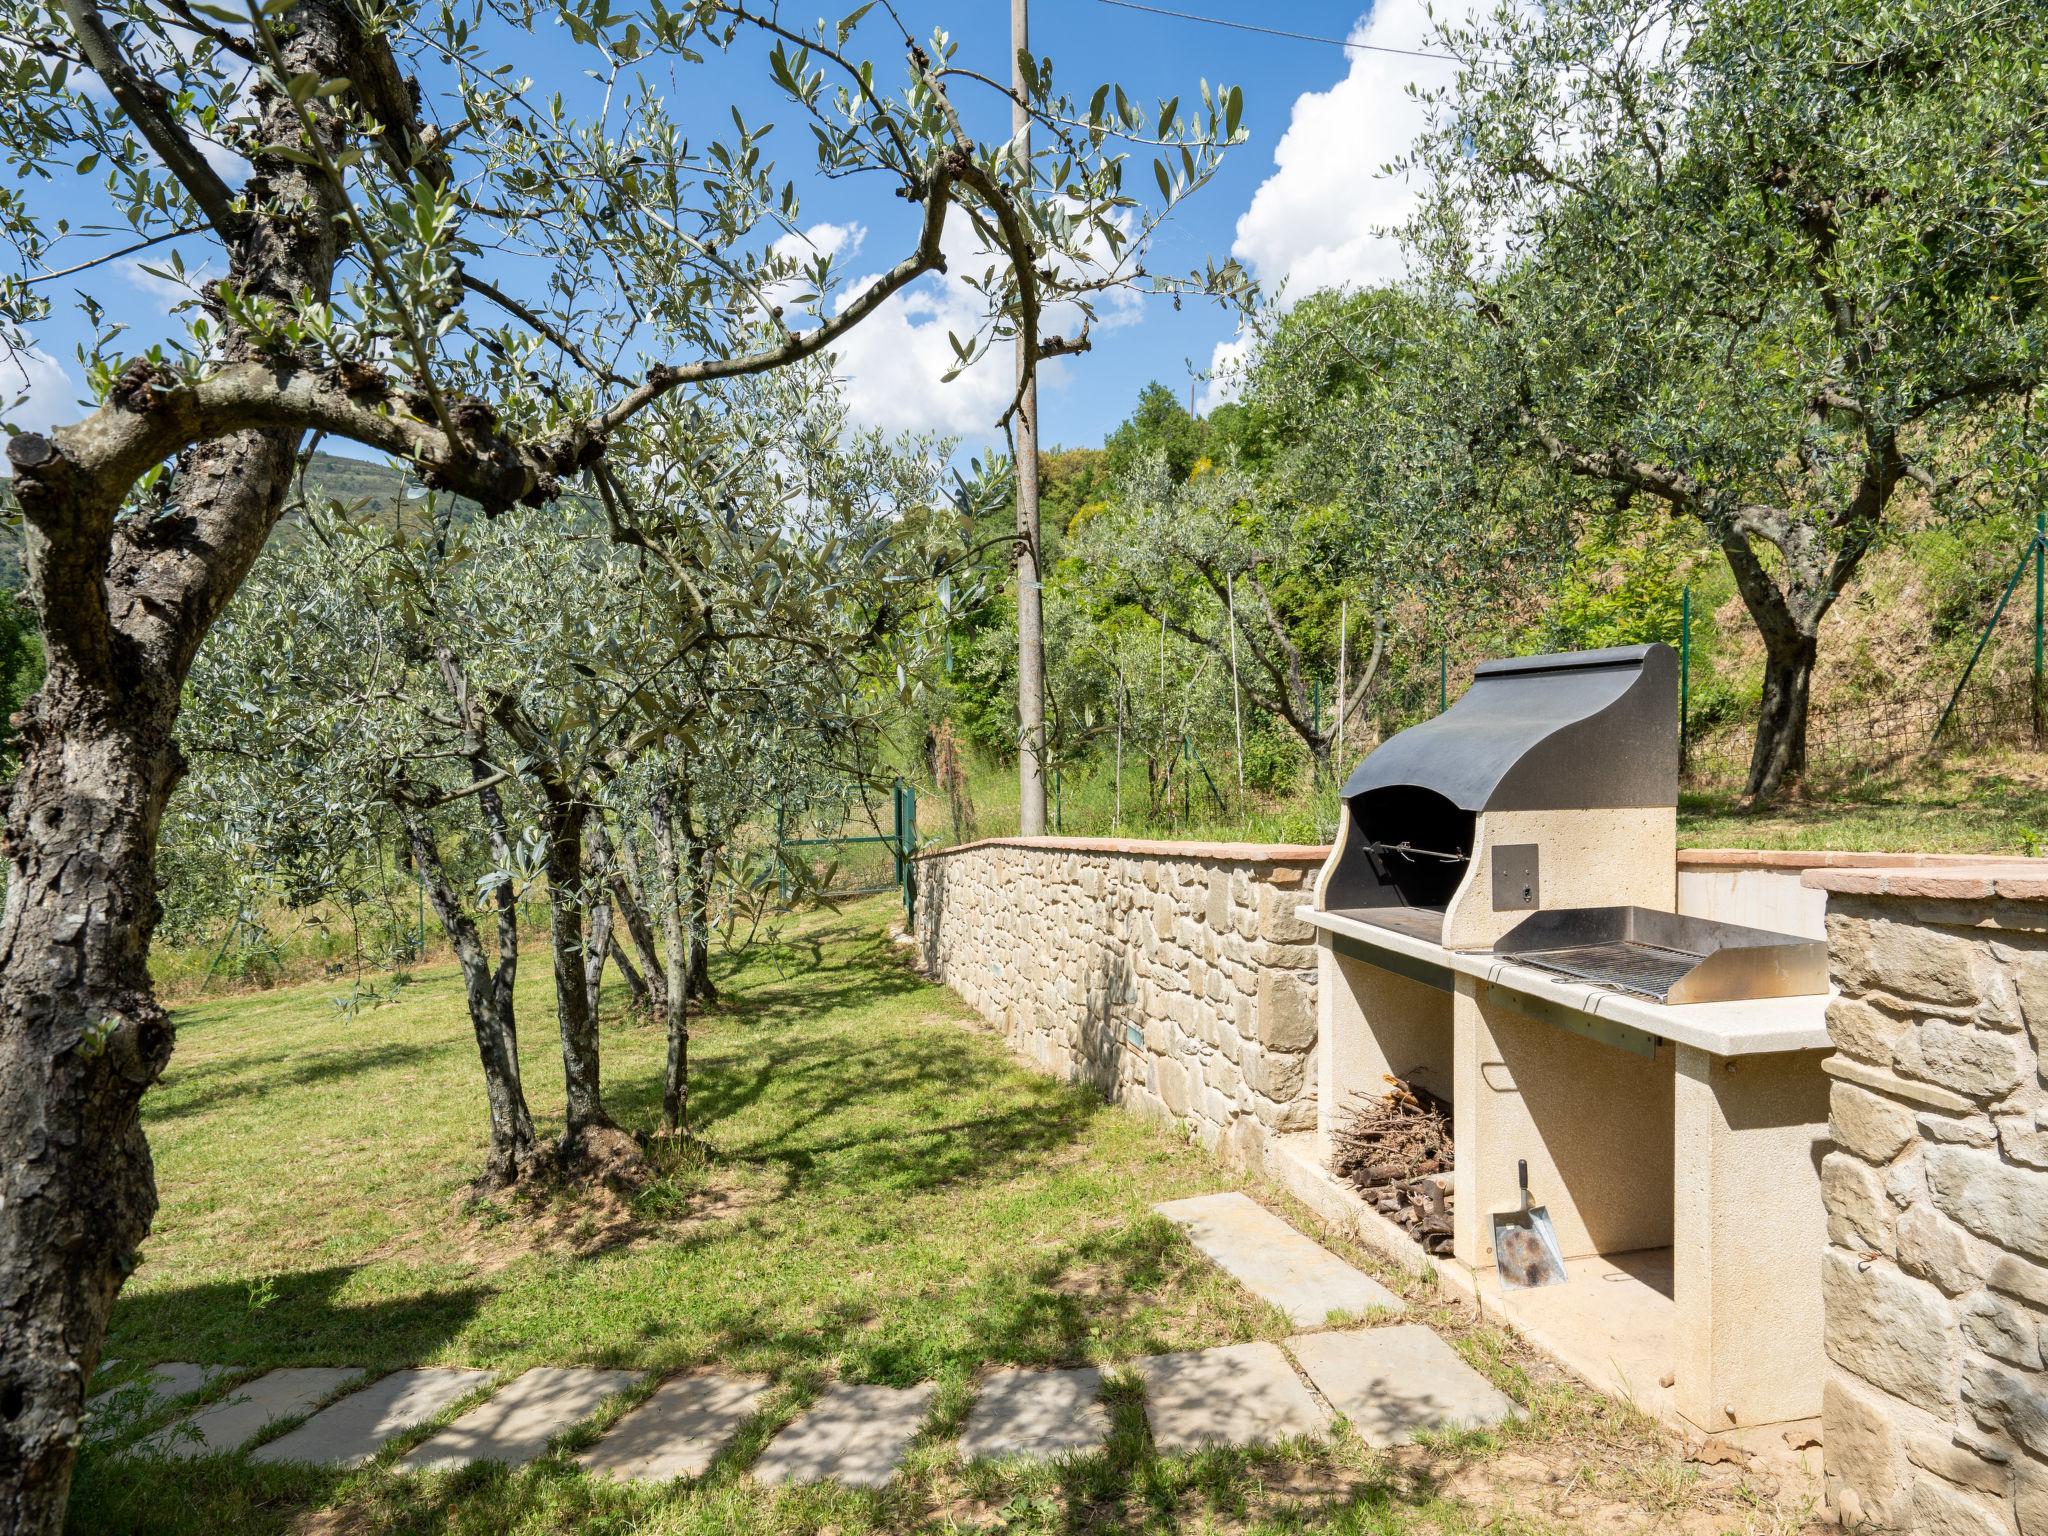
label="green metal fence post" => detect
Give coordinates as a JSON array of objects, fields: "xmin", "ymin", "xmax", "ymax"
[
  {"xmin": 775, "ymin": 803, "xmax": 788, "ymax": 905},
  {"xmin": 899, "ymin": 781, "xmax": 918, "ymax": 921},
  {"xmin": 1935, "ymin": 528, "xmax": 2041, "ymax": 742},
  {"xmin": 2035, "ymin": 513, "xmax": 2044, "ymax": 747},
  {"xmin": 1680, "ymin": 584, "xmax": 1692, "ymax": 771},
  {"xmin": 1438, "ymin": 645, "xmax": 1448, "ymax": 713},
  {"xmin": 1053, "ymin": 768, "xmax": 1062, "ymax": 834}
]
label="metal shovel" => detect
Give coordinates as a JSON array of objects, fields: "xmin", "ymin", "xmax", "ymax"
[{"xmin": 1491, "ymin": 1160, "xmax": 1568, "ymax": 1289}]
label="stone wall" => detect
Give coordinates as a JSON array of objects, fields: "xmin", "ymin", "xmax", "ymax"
[
  {"xmin": 912, "ymin": 836, "xmax": 1327, "ymax": 1160},
  {"xmin": 1804, "ymin": 864, "xmax": 2048, "ymax": 1535}
]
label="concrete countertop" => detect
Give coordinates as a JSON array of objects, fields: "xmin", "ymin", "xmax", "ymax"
[{"xmin": 1299, "ymin": 907, "xmax": 1833, "ymax": 1057}]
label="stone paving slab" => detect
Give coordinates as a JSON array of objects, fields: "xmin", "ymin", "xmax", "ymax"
[
  {"xmin": 252, "ymin": 1367, "xmax": 494, "ymax": 1467},
  {"xmin": 1135, "ymin": 1342, "xmax": 1330, "ymax": 1452},
  {"xmin": 751, "ymin": 1381, "xmax": 937, "ymax": 1489},
  {"xmin": 578, "ymin": 1373, "xmax": 772, "ymax": 1482},
  {"xmin": 958, "ymin": 1367, "xmax": 1109, "ymax": 1463},
  {"xmin": 86, "ymin": 1363, "xmax": 232, "ymax": 1438},
  {"xmin": 145, "ymin": 1367, "xmax": 365, "ymax": 1459},
  {"xmin": 400, "ymin": 1367, "xmax": 641, "ymax": 1473},
  {"xmin": 1154, "ymin": 1193, "xmax": 1404, "ymax": 1328},
  {"xmin": 1288, "ymin": 1326, "xmax": 1521, "ymax": 1447},
  {"xmin": 88, "ymin": 1362, "xmax": 229, "ymax": 1414}
]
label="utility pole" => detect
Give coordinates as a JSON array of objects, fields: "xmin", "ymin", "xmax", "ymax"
[{"xmin": 1012, "ymin": 0, "xmax": 1048, "ymax": 836}]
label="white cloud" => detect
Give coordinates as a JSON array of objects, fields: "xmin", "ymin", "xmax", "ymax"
[
  {"xmin": 824, "ymin": 217, "xmax": 1016, "ymax": 439},
  {"xmin": 820, "ymin": 205, "xmax": 1139, "ymax": 440},
  {"xmin": 0, "ymin": 343, "xmax": 81, "ymax": 436},
  {"xmin": 772, "ymin": 221, "xmax": 865, "ymax": 266},
  {"xmin": 1231, "ymin": 2, "xmax": 1476, "ymax": 297},
  {"xmin": 124, "ymin": 253, "xmax": 220, "ymax": 314},
  {"xmin": 1197, "ymin": 330, "xmax": 1256, "ymax": 415}
]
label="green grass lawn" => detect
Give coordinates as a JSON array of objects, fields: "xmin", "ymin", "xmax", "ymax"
[{"xmin": 73, "ymin": 901, "xmax": 1816, "ymax": 1535}]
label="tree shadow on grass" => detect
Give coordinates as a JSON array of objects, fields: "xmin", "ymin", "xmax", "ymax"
[
  {"xmin": 102, "ymin": 1264, "xmax": 494, "ymax": 1378},
  {"xmin": 147, "ymin": 1038, "xmax": 453, "ymax": 1124}
]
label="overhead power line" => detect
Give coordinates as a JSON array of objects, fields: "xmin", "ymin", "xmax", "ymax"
[{"xmin": 1092, "ymin": 0, "xmax": 1465, "ymax": 63}]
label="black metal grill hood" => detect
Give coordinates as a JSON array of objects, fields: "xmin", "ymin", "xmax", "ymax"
[{"xmin": 1341, "ymin": 644, "xmax": 1678, "ymax": 813}]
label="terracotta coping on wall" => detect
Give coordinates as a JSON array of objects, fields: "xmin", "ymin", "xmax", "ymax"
[
  {"xmin": 1801, "ymin": 862, "xmax": 2048, "ymax": 900},
  {"xmin": 911, "ymin": 834, "xmax": 1331, "ymax": 864},
  {"xmin": 912, "ymin": 837, "xmax": 2016, "ymax": 873},
  {"xmin": 1678, "ymin": 848, "xmax": 1996, "ymax": 871}
]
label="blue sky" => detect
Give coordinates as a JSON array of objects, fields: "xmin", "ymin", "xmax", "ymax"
[{"xmin": 6, "ymin": 0, "xmax": 1473, "ymax": 459}]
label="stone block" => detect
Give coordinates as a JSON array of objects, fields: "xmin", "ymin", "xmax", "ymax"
[
  {"xmin": 1822, "ymin": 1248, "xmax": 1958, "ymax": 1415},
  {"xmin": 1824, "ymin": 1371, "xmax": 1910, "ymax": 1524},
  {"xmin": 1830, "ymin": 913, "xmax": 1980, "ymax": 1008},
  {"xmin": 1899, "ymin": 1204, "xmax": 1988, "ymax": 1296},
  {"xmin": 1923, "ymin": 1111, "xmax": 2000, "ymax": 1148},
  {"xmin": 1258, "ymin": 884, "xmax": 1314, "ymax": 944},
  {"xmin": 1986, "ymin": 1253, "xmax": 2048, "ymax": 1312},
  {"xmin": 2001, "ymin": 1112, "xmax": 2048, "ymax": 1170},
  {"xmin": 1996, "ymin": 935, "xmax": 2048, "ymax": 1038},
  {"xmin": 1962, "ymin": 1291, "xmax": 2044, "ymax": 1370},
  {"xmin": 2020, "ymin": 1457, "xmax": 2048, "ymax": 1536},
  {"xmin": 1911, "ymin": 1475, "xmax": 2015, "ymax": 1536},
  {"xmin": 1824, "ymin": 1152, "xmax": 1896, "ymax": 1256},
  {"xmin": 1897, "ymin": 1021, "xmax": 2027, "ymax": 1101},
  {"xmin": 1832, "ymin": 1081, "xmax": 1919, "ymax": 1163},
  {"xmin": 1243, "ymin": 1049, "xmax": 1308, "ymax": 1103},
  {"xmin": 1963, "ymin": 1358, "xmax": 2048, "ymax": 1458},
  {"xmin": 1929, "ymin": 1144, "xmax": 2048, "ymax": 1264},
  {"xmin": 1154, "ymin": 1057, "xmax": 1191, "ymax": 1117},
  {"xmin": 1255, "ymin": 971, "xmax": 1317, "ymax": 1053},
  {"xmin": 1831, "ymin": 995, "xmax": 1917, "ymax": 1064},
  {"xmin": 1906, "ymin": 1430, "xmax": 2014, "ymax": 1497}
]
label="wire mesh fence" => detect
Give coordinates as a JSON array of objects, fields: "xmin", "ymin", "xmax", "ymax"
[{"xmin": 1682, "ymin": 675, "xmax": 2046, "ymax": 791}]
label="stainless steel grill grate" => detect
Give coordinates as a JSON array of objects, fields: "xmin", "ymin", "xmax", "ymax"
[{"xmin": 1503, "ymin": 940, "xmax": 1703, "ymax": 1002}]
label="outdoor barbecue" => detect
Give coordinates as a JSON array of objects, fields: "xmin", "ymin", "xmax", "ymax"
[{"xmin": 1300, "ymin": 641, "xmax": 1837, "ymax": 1439}]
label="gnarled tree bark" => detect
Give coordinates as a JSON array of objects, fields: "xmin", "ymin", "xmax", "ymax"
[{"xmin": 0, "ymin": 2, "xmax": 354, "ymax": 1526}]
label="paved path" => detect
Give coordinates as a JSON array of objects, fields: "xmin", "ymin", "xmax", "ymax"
[
  {"xmin": 110, "ymin": 1202, "xmax": 1516, "ymax": 1487},
  {"xmin": 958, "ymin": 1367, "xmax": 1110, "ymax": 1463},
  {"xmin": 1155, "ymin": 1193, "xmax": 1405, "ymax": 1328},
  {"xmin": 145, "ymin": 1367, "xmax": 363, "ymax": 1459},
  {"xmin": 253, "ymin": 1368, "xmax": 494, "ymax": 1467},
  {"xmin": 87, "ymin": 1362, "xmax": 229, "ymax": 1435},
  {"xmin": 579, "ymin": 1374, "xmax": 771, "ymax": 1481},
  {"xmin": 1289, "ymin": 1326, "xmax": 1520, "ymax": 1445},
  {"xmin": 402, "ymin": 1367, "xmax": 641, "ymax": 1473},
  {"xmin": 751, "ymin": 1381, "xmax": 937, "ymax": 1489},
  {"xmin": 1136, "ymin": 1342, "xmax": 1329, "ymax": 1452}
]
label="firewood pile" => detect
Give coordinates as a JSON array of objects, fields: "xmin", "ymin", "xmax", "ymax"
[{"xmin": 1330, "ymin": 1076, "xmax": 1454, "ymax": 1255}]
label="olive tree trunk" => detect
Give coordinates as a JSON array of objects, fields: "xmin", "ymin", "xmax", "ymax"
[
  {"xmin": 650, "ymin": 781, "xmax": 692, "ymax": 1132},
  {"xmin": 401, "ymin": 811, "xmax": 535, "ymax": 1186},
  {"xmin": 539, "ymin": 795, "xmax": 613, "ymax": 1154}
]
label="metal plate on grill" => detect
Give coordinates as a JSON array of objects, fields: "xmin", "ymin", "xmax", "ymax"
[
  {"xmin": 1490, "ymin": 844, "xmax": 1541, "ymax": 912},
  {"xmin": 1493, "ymin": 906, "xmax": 1828, "ymax": 1005}
]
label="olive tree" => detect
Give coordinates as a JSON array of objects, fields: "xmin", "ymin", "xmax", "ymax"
[
  {"xmin": 0, "ymin": 0, "xmax": 1247, "ymax": 1519},
  {"xmin": 1410, "ymin": 0, "xmax": 2048, "ymax": 799}
]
